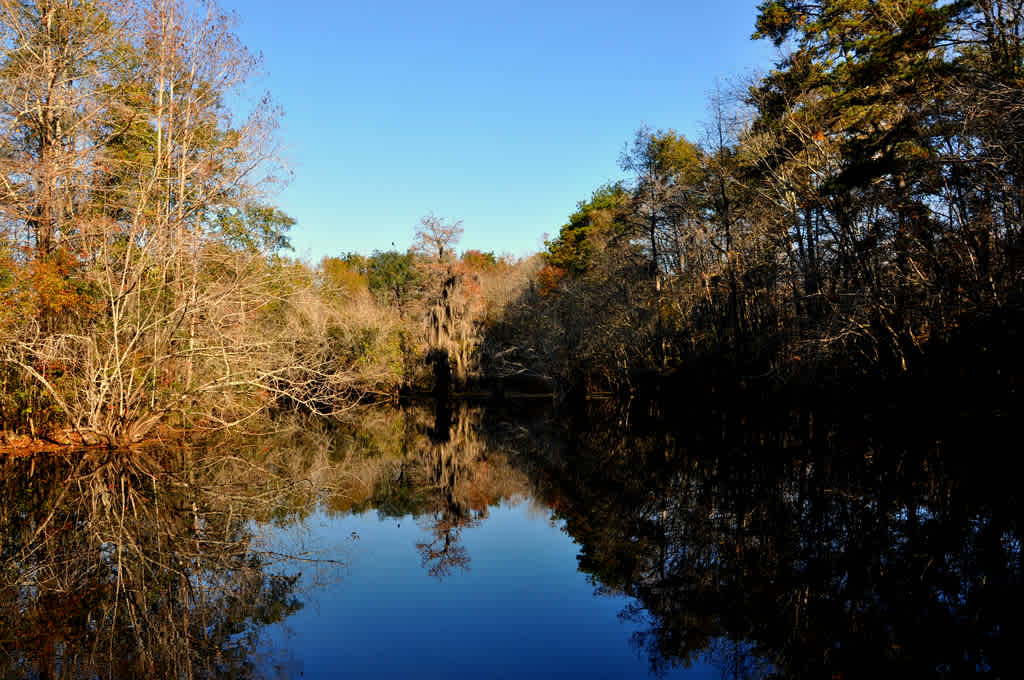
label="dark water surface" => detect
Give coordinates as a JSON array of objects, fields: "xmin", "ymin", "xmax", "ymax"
[{"xmin": 1, "ymin": 394, "xmax": 1019, "ymax": 678}]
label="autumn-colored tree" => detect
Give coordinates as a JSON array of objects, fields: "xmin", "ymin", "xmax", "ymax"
[
  {"xmin": 460, "ymin": 249, "xmax": 498, "ymax": 272},
  {"xmin": 320, "ymin": 255, "xmax": 370, "ymax": 302},
  {"xmin": 0, "ymin": 0, "xmax": 375, "ymax": 443}
]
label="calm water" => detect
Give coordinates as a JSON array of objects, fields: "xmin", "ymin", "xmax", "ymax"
[
  {"xmin": 254, "ymin": 504, "xmax": 708, "ymax": 679},
  {"xmin": 0, "ymin": 394, "xmax": 1019, "ymax": 678}
]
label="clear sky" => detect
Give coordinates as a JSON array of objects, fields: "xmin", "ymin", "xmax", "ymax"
[{"xmin": 221, "ymin": 0, "xmax": 779, "ymax": 263}]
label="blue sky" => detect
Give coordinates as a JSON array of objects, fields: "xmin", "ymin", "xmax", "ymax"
[{"xmin": 222, "ymin": 0, "xmax": 779, "ymax": 262}]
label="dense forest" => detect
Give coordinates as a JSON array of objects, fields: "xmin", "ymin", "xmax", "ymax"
[
  {"xmin": 491, "ymin": 0, "xmax": 1024, "ymax": 395},
  {"xmin": 2, "ymin": 0, "xmax": 1022, "ymax": 447}
]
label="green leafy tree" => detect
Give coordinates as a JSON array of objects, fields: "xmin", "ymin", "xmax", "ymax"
[
  {"xmin": 215, "ymin": 203, "xmax": 295, "ymax": 254},
  {"xmin": 543, "ymin": 182, "xmax": 630, "ymax": 279},
  {"xmin": 748, "ymin": 0, "xmax": 974, "ymax": 368},
  {"xmin": 365, "ymin": 250, "xmax": 421, "ymax": 305}
]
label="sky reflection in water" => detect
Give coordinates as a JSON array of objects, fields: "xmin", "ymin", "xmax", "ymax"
[{"xmin": 257, "ymin": 502, "xmax": 710, "ymax": 679}]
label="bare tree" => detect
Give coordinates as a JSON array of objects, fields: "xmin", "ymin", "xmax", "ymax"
[{"xmin": 412, "ymin": 212, "xmax": 463, "ymax": 262}]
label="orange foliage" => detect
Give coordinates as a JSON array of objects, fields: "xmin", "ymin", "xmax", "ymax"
[
  {"xmin": 536, "ymin": 264, "xmax": 567, "ymax": 296},
  {"xmin": 460, "ymin": 249, "xmax": 498, "ymax": 273},
  {"xmin": 27, "ymin": 249, "xmax": 99, "ymax": 322},
  {"xmin": 461, "ymin": 270, "xmax": 483, "ymax": 301},
  {"xmin": 0, "ymin": 247, "xmax": 100, "ymax": 330}
]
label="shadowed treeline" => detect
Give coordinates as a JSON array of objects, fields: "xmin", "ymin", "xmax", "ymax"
[{"xmin": 482, "ymin": 2, "xmax": 1024, "ymax": 396}]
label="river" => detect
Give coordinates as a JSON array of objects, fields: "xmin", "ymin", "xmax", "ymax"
[{"xmin": 0, "ymin": 394, "xmax": 1017, "ymax": 678}]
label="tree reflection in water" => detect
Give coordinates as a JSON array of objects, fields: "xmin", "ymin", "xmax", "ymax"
[
  {"xmin": 330, "ymin": 401, "xmax": 529, "ymax": 580},
  {"xmin": 492, "ymin": 395, "xmax": 1022, "ymax": 679},
  {"xmin": 1, "ymin": 395, "xmax": 1016, "ymax": 678},
  {"xmin": 414, "ymin": 401, "xmax": 479, "ymax": 579},
  {"xmin": 0, "ymin": 446, "xmax": 313, "ymax": 679},
  {"xmin": 0, "ymin": 404, "xmax": 530, "ymax": 678}
]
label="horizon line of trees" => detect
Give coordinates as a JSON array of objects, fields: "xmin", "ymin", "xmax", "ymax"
[{"xmin": 4, "ymin": 0, "xmax": 1023, "ymax": 445}]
